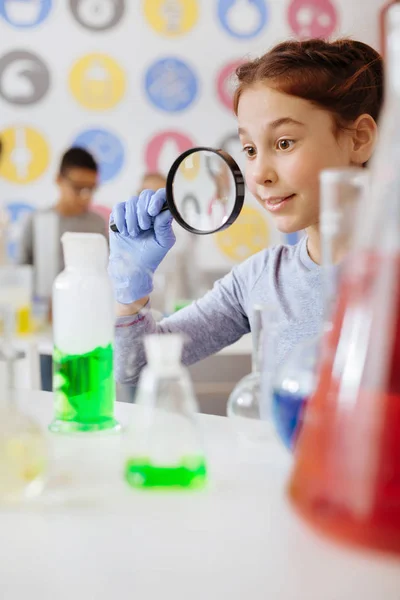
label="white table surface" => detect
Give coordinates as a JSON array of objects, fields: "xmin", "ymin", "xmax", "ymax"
[{"xmin": 1, "ymin": 392, "xmax": 399, "ymax": 600}]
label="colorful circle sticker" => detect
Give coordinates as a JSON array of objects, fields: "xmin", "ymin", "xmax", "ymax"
[
  {"xmin": 69, "ymin": 53, "xmax": 126, "ymax": 111},
  {"xmin": 5, "ymin": 200, "xmax": 34, "ymax": 261},
  {"xmin": 217, "ymin": 0, "xmax": 268, "ymax": 39},
  {"xmin": 143, "ymin": 0, "xmax": 198, "ymax": 37},
  {"xmin": 69, "ymin": 0, "xmax": 125, "ymax": 32},
  {"xmin": 288, "ymin": 0, "xmax": 338, "ymax": 39},
  {"xmin": 216, "ymin": 59, "xmax": 242, "ymax": 111},
  {"xmin": 145, "ymin": 130, "xmax": 195, "ymax": 173},
  {"xmin": 215, "ymin": 205, "xmax": 269, "ymax": 261},
  {"xmin": 0, "ymin": 50, "xmax": 50, "ymax": 105},
  {"xmin": 145, "ymin": 57, "xmax": 198, "ymax": 113},
  {"xmin": 0, "ymin": 0, "xmax": 52, "ymax": 28},
  {"xmin": 179, "ymin": 152, "xmax": 200, "ymax": 181},
  {"xmin": 0, "ymin": 125, "xmax": 50, "ymax": 183},
  {"xmin": 73, "ymin": 128, "xmax": 125, "ymax": 183}
]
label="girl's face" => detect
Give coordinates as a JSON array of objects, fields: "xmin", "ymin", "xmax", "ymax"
[{"xmin": 237, "ymin": 84, "xmax": 354, "ymax": 234}]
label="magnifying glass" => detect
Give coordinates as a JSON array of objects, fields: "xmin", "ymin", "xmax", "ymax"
[{"xmin": 109, "ymin": 146, "xmax": 245, "ymax": 235}]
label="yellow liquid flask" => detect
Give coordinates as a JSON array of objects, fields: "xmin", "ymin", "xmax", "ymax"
[
  {"xmin": 124, "ymin": 334, "xmax": 207, "ymax": 490},
  {"xmin": 0, "ymin": 306, "xmax": 47, "ymax": 503}
]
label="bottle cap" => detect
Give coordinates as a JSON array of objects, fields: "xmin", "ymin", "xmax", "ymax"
[{"xmin": 61, "ymin": 232, "xmax": 108, "ymax": 271}]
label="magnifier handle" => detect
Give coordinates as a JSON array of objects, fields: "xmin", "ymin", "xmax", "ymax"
[{"xmin": 109, "ymin": 200, "xmax": 169, "ymax": 233}]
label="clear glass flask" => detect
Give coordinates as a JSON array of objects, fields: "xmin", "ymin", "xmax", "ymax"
[
  {"xmin": 226, "ymin": 305, "xmax": 266, "ymax": 420},
  {"xmin": 271, "ymin": 168, "xmax": 368, "ymax": 450},
  {"xmin": 0, "ymin": 305, "xmax": 47, "ymax": 503},
  {"xmin": 288, "ymin": 5, "xmax": 400, "ymax": 556},
  {"xmin": 124, "ymin": 334, "xmax": 207, "ymax": 489}
]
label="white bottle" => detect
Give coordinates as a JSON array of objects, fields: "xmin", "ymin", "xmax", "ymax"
[{"xmin": 49, "ymin": 232, "xmax": 119, "ymax": 433}]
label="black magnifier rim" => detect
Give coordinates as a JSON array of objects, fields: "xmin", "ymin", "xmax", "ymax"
[{"xmin": 166, "ymin": 146, "xmax": 245, "ymax": 236}]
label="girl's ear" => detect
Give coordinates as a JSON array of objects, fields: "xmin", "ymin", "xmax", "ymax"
[{"xmin": 350, "ymin": 114, "xmax": 378, "ymax": 166}]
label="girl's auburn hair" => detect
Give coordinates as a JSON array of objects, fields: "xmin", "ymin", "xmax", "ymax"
[{"xmin": 233, "ymin": 38, "xmax": 384, "ymax": 129}]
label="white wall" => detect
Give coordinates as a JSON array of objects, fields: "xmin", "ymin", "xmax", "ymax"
[{"xmin": 0, "ymin": 0, "xmax": 387, "ymax": 270}]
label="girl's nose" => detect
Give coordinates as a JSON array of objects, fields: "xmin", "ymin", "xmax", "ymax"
[{"xmin": 251, "ymin": 158, "xmax": 278, "ymax": 186}]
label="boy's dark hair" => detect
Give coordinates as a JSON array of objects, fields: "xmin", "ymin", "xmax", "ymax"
[{"xmin": 59, "ymin": 146, "xmax": 98, "ymax": 175}]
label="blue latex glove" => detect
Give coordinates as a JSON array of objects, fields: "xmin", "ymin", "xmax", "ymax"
[{"xmin": 108, "ymin": 188, "xmax": 175, "ymax": 304}]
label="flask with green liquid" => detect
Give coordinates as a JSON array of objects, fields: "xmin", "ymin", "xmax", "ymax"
[
  {"xmin": 124, "ymin": 334, "xmax": 207, "ymax": 490},
  {"xmin": 49, "ymin": 233, "xmax": 119, "ymax": 434}
]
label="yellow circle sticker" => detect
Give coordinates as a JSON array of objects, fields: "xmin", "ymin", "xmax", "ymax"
[
  {"xmin": 144, "ymin": 0, "xmax": 198, "ymax": 37},
  {"xmin": 69, "ymin": 53, "xmax": 126, "ymax": 111},
  {"xmin": 180, "ymin": 152, "xmax": 201, "ymax": 180},
  {"xmin": 215, "ymin": 206, "xmax": 269, "ymax": 261},
  {"xmin": 0, "ymin": 126, "xmax": 49, "ymax": 184}
]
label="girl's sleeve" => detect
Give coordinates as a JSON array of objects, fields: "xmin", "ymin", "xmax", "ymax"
[{"xmin": 114, "ymin": 264, "xmax": 250, "ymax": 385}]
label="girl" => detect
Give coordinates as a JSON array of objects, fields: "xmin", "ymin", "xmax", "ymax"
[{"xmin": 109, "ymin": 38, "xmax": 383, "ymax": 385}]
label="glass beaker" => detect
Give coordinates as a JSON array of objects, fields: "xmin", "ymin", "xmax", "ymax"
[
  {"xmin": 0, "ymin": 266, "xmax": 33, "ymax": 335},
  {"xmin": 288, "ymin": 6, "xmax": 400, "ymax": 556},
  {"xmin": 124, "ymin": 334, "xmax": 207, "ymax": 489}
]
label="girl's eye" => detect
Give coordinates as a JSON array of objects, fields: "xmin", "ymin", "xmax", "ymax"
[
  {"xmin": 276, "ymin": 139, "xmax": 295, "ymax": 151},
  {"xmin": 242, "ymin": 146, "xmax": 256, "ymax": 158}
]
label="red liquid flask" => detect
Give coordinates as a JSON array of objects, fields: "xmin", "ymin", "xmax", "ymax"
[
  {"xmin": 288, "ymin": 4, "xmax": 400, "ymax": 557},
  {"xmin": 289, "ymin": 252, "xmax": 400, "ymax": 555}
]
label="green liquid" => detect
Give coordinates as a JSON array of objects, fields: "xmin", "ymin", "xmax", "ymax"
[
  {"xmin": 49, "ymin": 343, "xmax": 119, "ymax": 433},
  {"xmin": 125, "ymin": 456, "xmax": 207, "ymax": 489}
]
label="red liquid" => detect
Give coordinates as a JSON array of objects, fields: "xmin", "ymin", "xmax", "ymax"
[{"xmin": 289, "ymin": 253, "xmax": 400, "ymax": 556}]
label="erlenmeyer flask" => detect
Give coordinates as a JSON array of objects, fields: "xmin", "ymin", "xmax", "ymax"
[
  {"xmin": 288, "ymin": 5, "xmax": 400, "ymax": 556},
  {"xmin": 226, "ymin": 304, "xmax": 266, "ymax": 420},
  {"xmin": 272, "ymin": 168, "xmax": 368, "ymax": 450},
  {"xmin": 0, "ymin": 305, "xmax": 47, "ymax": 503},
  {"xmin": 124, "ymin": 334, "xmax": 207, "ymax": 489},
  {"xmin": 272, "ymin": 336, "xmax": 318, "ymax": 451}
]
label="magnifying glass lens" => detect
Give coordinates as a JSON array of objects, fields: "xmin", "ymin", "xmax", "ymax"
[{"xmin": 110, "ymin": 147, "xmax": 244, "ymax": 236}]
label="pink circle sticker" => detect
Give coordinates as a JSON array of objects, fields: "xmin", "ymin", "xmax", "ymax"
[
  {"xmin": 288, "ymin": 0, "xmax": 338, "ymax": 39},
  {"xmin": 145, "ymin": 131, "xmax": 196, "ymax": 173},
  {"xmin": 216, "ymin": 59, "xmax": 243, "ymax": 111}
]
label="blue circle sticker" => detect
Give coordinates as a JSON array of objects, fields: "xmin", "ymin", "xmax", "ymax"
[
  {"xmin": 73, "ymin": 128, "xmax": 125, "ymax": 183},
  {"xmin": 217, "ymin": 0, "xmax": 268, "ymax": 39},
  {"xmin": 145, "ymin": 57, "xmax": 198, "ymax": 113},
  {"xmin": 0, "ymin": 0, "xmax": 52, "ymax": 28}
]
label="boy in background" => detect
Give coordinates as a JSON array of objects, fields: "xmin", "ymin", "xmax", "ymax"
[{"xmin": 19, "ymin": 146, "xmax": 106, "ymax": 271}]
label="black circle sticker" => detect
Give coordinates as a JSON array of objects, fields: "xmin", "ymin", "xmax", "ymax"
[
  {"xmin": 0, "ymin": 50, "xmax": 50, "ymax": 105},
  {"xmin": 69, "ymin": 0, "xmax": 125, "ymax": 31}
]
